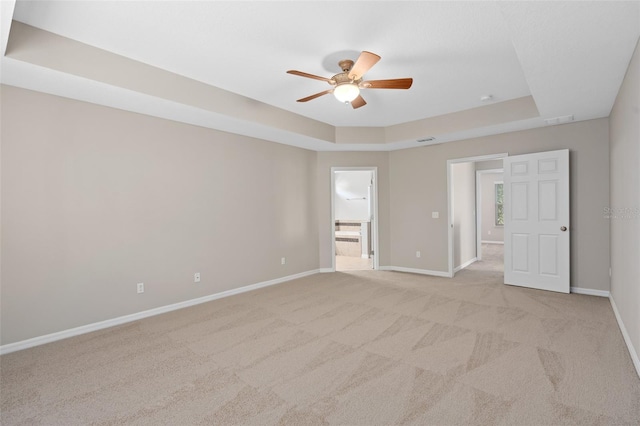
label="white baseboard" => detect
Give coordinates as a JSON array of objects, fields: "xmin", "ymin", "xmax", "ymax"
[
  {"xmin": 319, "ymin": 268, "xmax": 334, "ymax": 273},
  {"xmin": 0, "ymin": 269, "xmax": 321, "ymax": 356},
  {"xmin": 570, "ymin": 287, "xmax": 610, "ymax": 297},
  {"xmin": 454, "ymin": 257, "xmax": 478, "ymax": 273},
  {"xmin": 609, "ymin": 295, "xmax": 640, "ymax": 378},
  {"xmin": 481, "ymin": 240, "xmax": 504, "ymax": 245},
  {"xmin": 379, "ymin": 265, "xmax": 451, "ymax": 278}
]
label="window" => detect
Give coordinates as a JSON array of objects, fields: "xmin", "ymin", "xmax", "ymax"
[{"xmin": 495, "ymin": 182, "xmax": 504, "ymax": 226}]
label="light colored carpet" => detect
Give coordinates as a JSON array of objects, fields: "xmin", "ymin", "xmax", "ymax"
[
  {"xmin": 474, "ymin": 243, "xmax": 505, "ymax": 273},
  {"xmin": 2, "ymin": 249, "xmax": 639, "ymax": 425}
]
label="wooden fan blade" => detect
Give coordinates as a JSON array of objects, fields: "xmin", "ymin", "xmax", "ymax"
[
  {"xmin": 348, "ymin": 51, "xmax": 381, "ymax": 80},
  {"xmin": 287, "ymin": 70, "xmax": 334, "ymax": 84},
  {"xmin": 351, "ymin": 95, "xmax": 367, "ymax": 109},
  {"xmin": 361, "ymin": 78, "xmax": 413, "ymax": 89},
  {"xmin": 297, "ymin": 89, "xmax": 333, "ymax": 102}
]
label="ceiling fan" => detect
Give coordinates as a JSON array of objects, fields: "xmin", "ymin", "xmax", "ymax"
[{"xmin": 286, "ymin": 51, "xmax": 413, "ymax": 109}]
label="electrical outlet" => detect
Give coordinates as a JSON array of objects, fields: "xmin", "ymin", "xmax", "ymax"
[
  {"xmin": 137, "ymin": 282, "xmax": 144, "ymax": 294},
  {"xmin": 432, "ymin": 212, "xmax": 439, "ymax": 219},
  {"xmin": 281, "ymin": 257, "xmax": 286, "ymax": 265},
  {"xmin": 488, "ymin": 230, "xmax": 491, "ymax": 235},
  {"xmin": 194, "ymin": 272, "xmax": 201, "ymax": 283},
  {"xmin": 416, "ymin": 251, "xmax": 421, "ymax": 258}
]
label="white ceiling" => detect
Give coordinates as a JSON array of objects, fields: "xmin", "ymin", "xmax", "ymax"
[{"xmin": 1, "ymin": 1, "xmax": 639, "ymax": 151}]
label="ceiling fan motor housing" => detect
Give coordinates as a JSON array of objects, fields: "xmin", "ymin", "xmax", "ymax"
[{"xmin": 332, "ymin": 72, "xmax": 362, "ymax": 86}]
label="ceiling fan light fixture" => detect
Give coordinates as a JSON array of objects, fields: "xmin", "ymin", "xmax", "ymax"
[{"xmin": 333, "ymin": 83, "xmax": 360, "ymax": 103}]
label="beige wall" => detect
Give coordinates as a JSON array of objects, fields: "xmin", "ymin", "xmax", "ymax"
[
  {"xmin": 480, "ymin": 172, "xmax": 505, "ymax": 243},
  {"xmin": 1, "ymin": 85, "xmax": 614, "ymax": 346},
  {"xmin": 452, "ymin": 162, "xmax": 477, "ymax": 269},
  {"xmin": 609, "ymin": 39, "xmax": 640, "ymax": 366},
  {"xmin": 389, "ymin": 118, "xmax": 610, "ymax": 291},
  {"xmin": 1, "ymin": 86, "xmax": 320, "ymax": 345},
  {"xmin": 316, "ymin": 152, "xmax": 390, "ymax": 269}
]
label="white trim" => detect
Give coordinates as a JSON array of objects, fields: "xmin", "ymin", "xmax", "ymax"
[
  {"xmin": 448, "ymin": 153, "xmax": 509, "ymax": 164},
  {"xmin": 379, "ymin": 265, "xmax": 451, "ymax": 278},
  {"xmin": 447, "ymin": 163, "xmax": 453, "ymax": 275},
  {"xmin": 448, "ymin": 153, "xmax": 507, "ymax": 277},
  {"xmin": 331, "ymin": 167, "xmax": 379, "ymax": 272},
  {"xmin": 319, "ymin": 268, "xmax": 334, "ymax": 273},
  {"xmin": 609, "ymin": 295, "xmax": 640, "ymax": 378},
  {"xmin": 476, "ymin": 170, "xmax": 482, "ymax": 261},
  {"xmin": 454, "ymin": 257, "xmax": 478, "ymax": 273},
  {"xmin": 570, "ymin": 287, "xmax": 609, "ymax": 297},
  {"xmin": 570, "ymin": 287, "xmax": 610, "ymax": 297},
  {"xmin": 0, "ymin": 269, "xmax": 320, "ymax": 355},
  {"xmin": 481, "ymin": 240, "xmax": 504, "ymax": 245}
]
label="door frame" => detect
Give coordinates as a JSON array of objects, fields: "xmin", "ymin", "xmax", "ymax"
[
  {"xmin": 330, "ymin": 167, "xmax": 379, "ymax": 271},
  {"xmin": 447, "ymin": 153, "xmax": 508, "ymax": 277},
  {"xmin": 475, "ymin": 168, "xmax": 504, "ymax": 261}
]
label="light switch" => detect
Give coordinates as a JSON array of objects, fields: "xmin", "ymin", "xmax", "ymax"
[{"xmin": 432, "ymin": 212, "xmax": 439, "ymax": 219}]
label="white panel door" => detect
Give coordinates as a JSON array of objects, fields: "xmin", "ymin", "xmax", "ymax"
[{"xmin": 504, "ymin": 149, "xmax": 570, "ymax": 293}]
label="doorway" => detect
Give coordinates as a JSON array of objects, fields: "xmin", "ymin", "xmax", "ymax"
[
  {"xmin": 447, "ymin": 153, "xmax": 507, "ymax": 277},
  {"xmin": 475, "ymin": 166, "xmax": 505, "ymax": 272},
  {"xmin": 448, "ymin": 150, "xmax": 570, "ymax": 293},
  {"xmin": 331, "ymin": 167, "xmax": 378, "ymax": 271}
]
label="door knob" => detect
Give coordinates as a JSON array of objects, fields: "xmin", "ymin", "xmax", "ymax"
[{"xmin": 560, "ymin": 226, "xmax": 567, "ymax": 231}]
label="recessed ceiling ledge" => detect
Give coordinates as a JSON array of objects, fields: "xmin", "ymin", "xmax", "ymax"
[
  {"xmin": 5, "ymin": 21, "xmax": 336, "ymax": 145},
  {"xmin": 384, "ymin": 96, "xmax": 540, "ymax": 143}
]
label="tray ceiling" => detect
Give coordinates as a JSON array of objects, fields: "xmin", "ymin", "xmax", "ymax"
[{"xmin": 1, "ymin": 1, "xmax": 638, "ymax": 151}]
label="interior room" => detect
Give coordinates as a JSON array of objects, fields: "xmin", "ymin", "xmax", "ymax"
[
  {"xmin": 450, "ymin": 158, "xmax": 506, "ymax": 275},
  {"xmin": 333, "ymin": 170, "xmax": 375, "ymax": 271},
  {"xmin": 1, "ymin": 1, "xmax": 639, "ymax": 425},
  {"xmin": 476, "ymin": 163, "xmax": 506, "ymax": 272}
]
